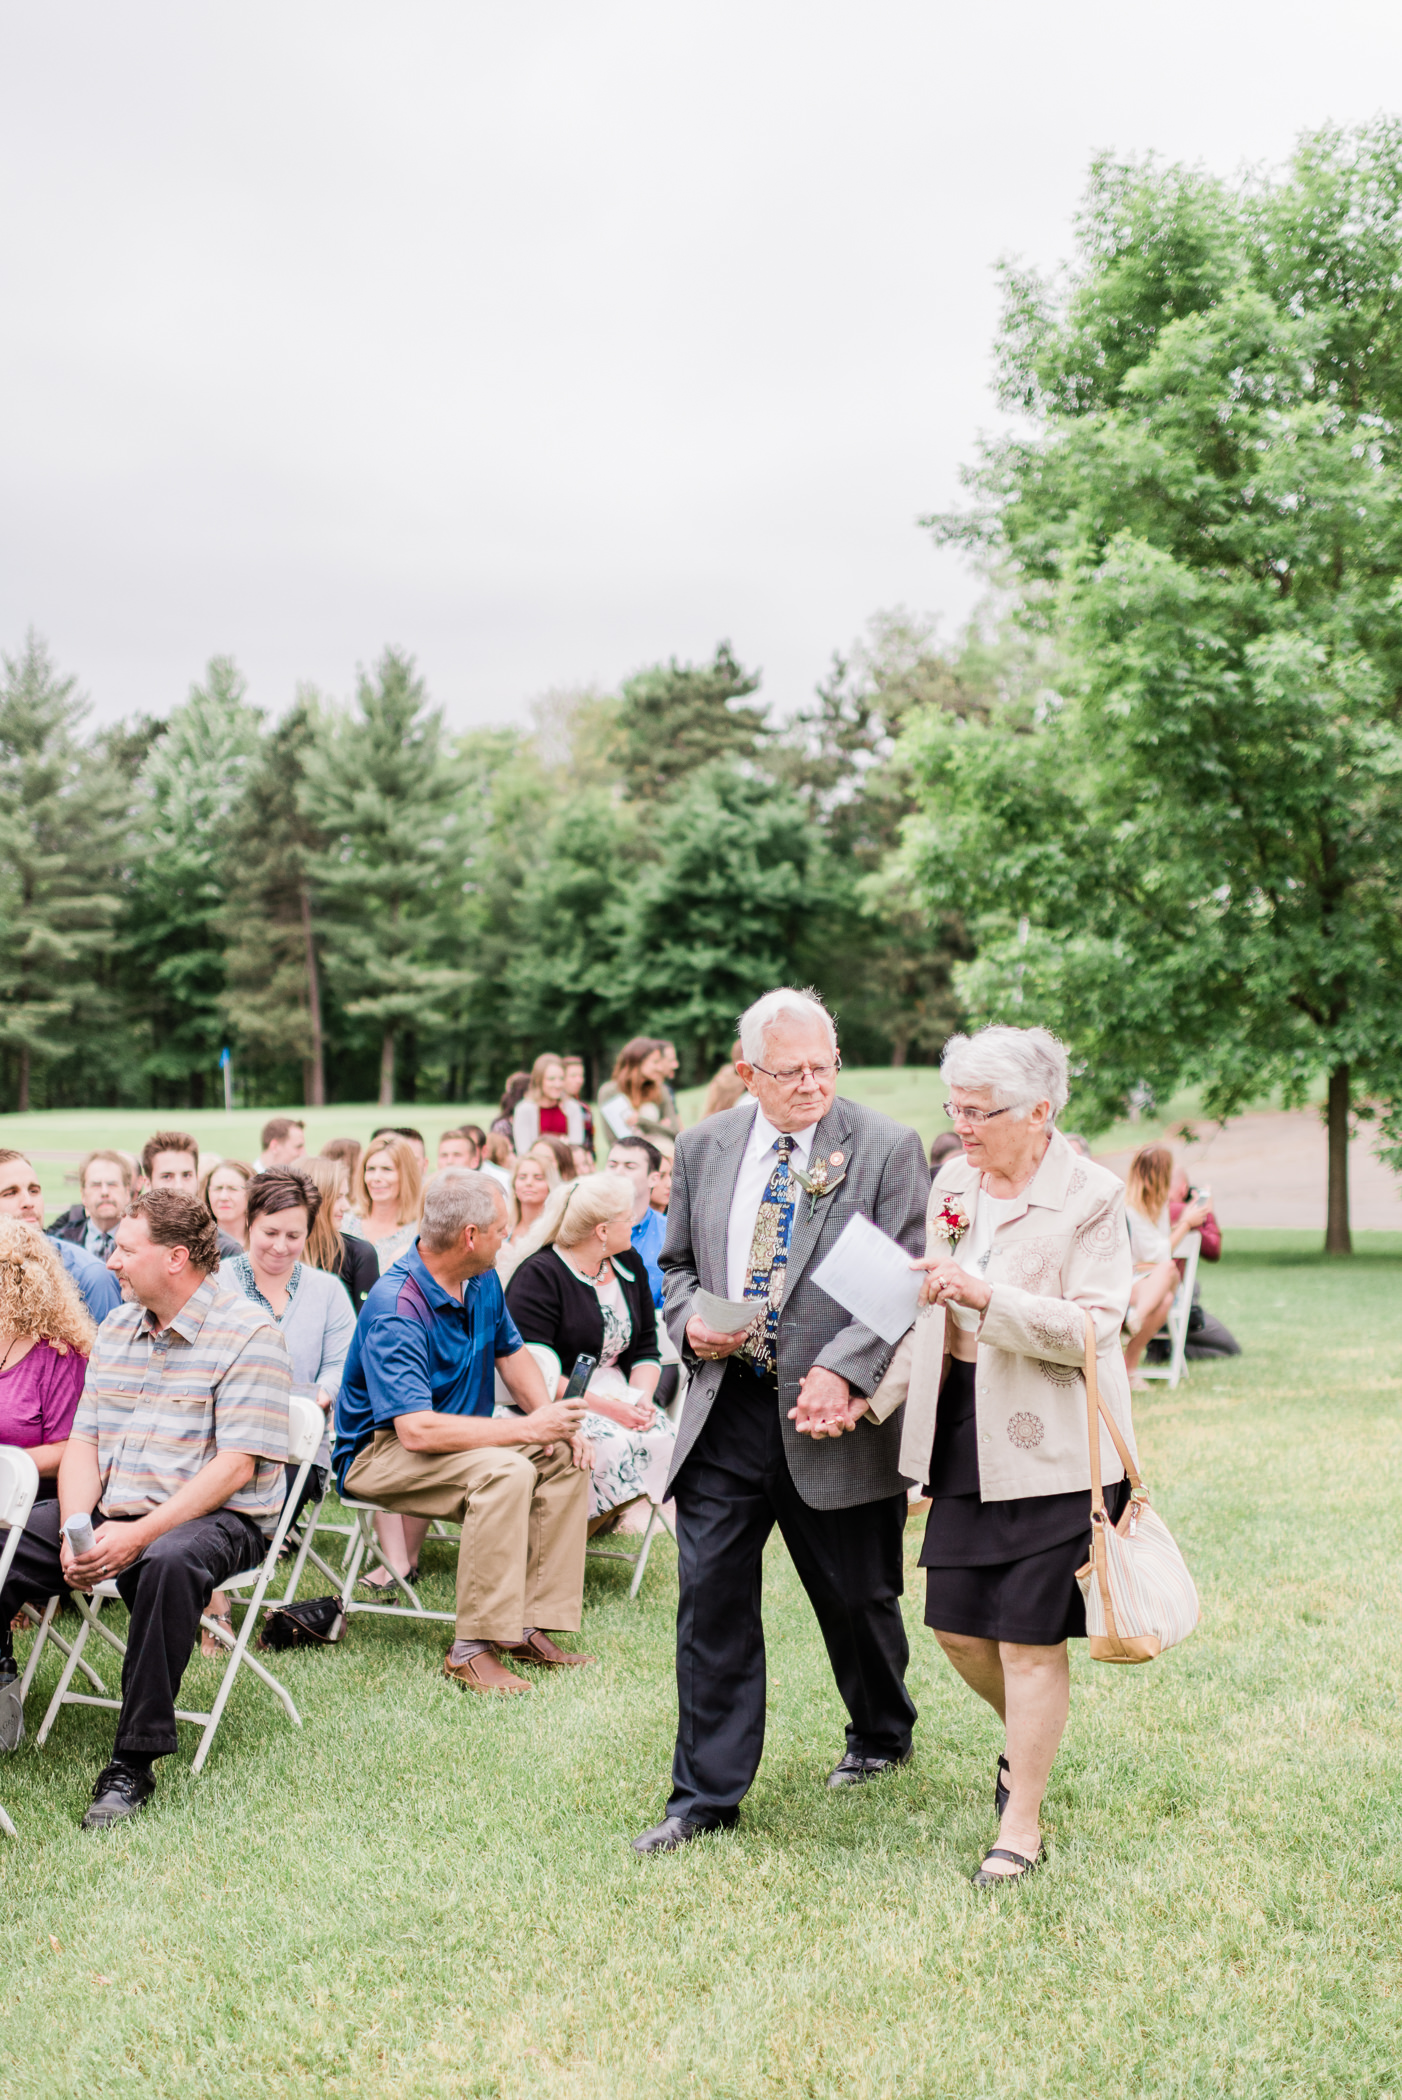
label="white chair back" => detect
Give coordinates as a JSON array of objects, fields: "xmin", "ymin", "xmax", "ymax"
[
  {"xmin": 286, "ymin": 1392, "xmax": 325, "ymax": 1469},
  {"xmin": 0, "ymin": 1444, "xmax": 40, "ymax": 1533},
  {"xmin": 525, "ymin": 1342, "xmax": 563, "ymax": 1391}
]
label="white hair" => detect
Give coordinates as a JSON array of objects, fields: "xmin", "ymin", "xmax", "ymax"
[
  {"xmin": 738, "ymin": 987, "xmax": 838, "ymax": 1067},
  {"xmin": 940, "ymin": 1026, "xmax": 1070, "ymax": 1120},
  {"xmin": 419, "ymin": 1169, "xmax": 505, "ymax": 1251}
]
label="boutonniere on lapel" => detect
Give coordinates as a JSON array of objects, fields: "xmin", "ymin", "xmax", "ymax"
[
  {"xmin": 931, "ymin": 1197, "xmax": 970, "ymax": 1249},
  {"xmin": 792, "ymin": 1149, "xmax": 847, "ymax": 1222}
]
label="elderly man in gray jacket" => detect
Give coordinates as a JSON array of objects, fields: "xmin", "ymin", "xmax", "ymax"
[{"xmin": 633, "ymin": 988, "xmax": 930, "ymax": 1853}]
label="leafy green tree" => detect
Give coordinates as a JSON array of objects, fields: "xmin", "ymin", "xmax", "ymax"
[
  {"xmin": 302, "ymin": 648, "xmax": 468, "ymax": 1106},
  {"xmin": 911, "ymin": 124, "xmax": 1402, "ymax": 1251},
  {"xmin": 620, "ymin": 762, "xmax": 837, "ymax": 1072},
  {"xmin": 0, "ymin": 634, "xmax": 127, "ymax": 1110},
  {"xmin": 613, "ymin": 643, "xmax": 766, "ymax": 802},
  {"xmin": 221, "ymin": 697, "xmax": 329, "ymax": 1105},
  {"xmin": 504, "ymin": 789, "xmax": 638, "ymax": 1084},
  {"xmin": 123, "ymin": 658, "xmax": 264, "ymax": 1106}
]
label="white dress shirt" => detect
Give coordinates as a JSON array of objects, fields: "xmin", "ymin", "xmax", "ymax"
[{"xmin": 725, "ymin": 1108, "xmax": 817, "ymax": 1301}]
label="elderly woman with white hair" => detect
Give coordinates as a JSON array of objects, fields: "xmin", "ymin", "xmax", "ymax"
[
  {"xmin": 505, "ymin": 1172, "xmax": 671, "ymax": 1526},
  {"xmin": 867, "ymin": 1024, "xmax": 1136, "ymax": 1889}
]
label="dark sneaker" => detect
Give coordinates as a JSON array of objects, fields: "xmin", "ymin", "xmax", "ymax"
[
  {"xmin": 81, "ymin": 1760, "xmax": 155, "ymax": 1830},
  {"xmin": 0, "ymin": 1664, "xmax": 22, "ymax": 1754}
]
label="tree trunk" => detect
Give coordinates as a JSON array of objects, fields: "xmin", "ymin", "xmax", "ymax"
[
  {"xmin": 379, "ymin": 1030, "xmax": 395, "ymax": 1108},
  {"xmin": 402, "ymin": 1030, "xmax": 418, "ymax": 1104},
  {"xmin": 1325, "ymin": 1063, "xmax": 1352, "ymax": 1256},
  {"xmin": 16, "ymin": 1046, "xmax": 29, "ymax": 1115},
  {"xmin": 889, "ymin": 1032, "xmax": 909, "ymax": 1070},
  {"xmin": 301, "ymin": 883, "xmax": 325, "ymax": 1107}
]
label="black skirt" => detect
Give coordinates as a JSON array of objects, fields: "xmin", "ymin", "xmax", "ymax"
[{"xmin": 919, "ymin": 1359, "xmax": 1130, "ymax": 1645}]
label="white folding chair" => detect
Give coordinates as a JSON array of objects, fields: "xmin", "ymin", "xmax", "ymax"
[
  {"xmin": 1140, "ymin": 1231, "xmax": 1202, "ymax": 1390},
  {"xmin": 0, "ymin": 1442, "xmax": 114, "ymax": 1713},
  {"xmin": 36, "ymin": 1393, "xmax": 325, "ymax": 1775},
  {"xmin": 0, "ymin": 1799, "xmax": 14, "ymax": 1838}
]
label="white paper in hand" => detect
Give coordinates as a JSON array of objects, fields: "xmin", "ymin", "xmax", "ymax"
[
  {"xmin": 691, "ymin": 1289, "xmax": 761, "ymax": 1336},
  {"xmin": 810, "ymin": 1213, "xmax": 921, "ymax": 1345}
]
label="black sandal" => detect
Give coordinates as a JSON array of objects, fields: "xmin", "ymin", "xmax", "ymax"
[
  {"xmin": 971, "ymin": 1843, "xmax": 1046, "ymax": 1890},
  {"xmin": 995, "ymin": 1754, "xmax": 1011, "ymax": 1818}
]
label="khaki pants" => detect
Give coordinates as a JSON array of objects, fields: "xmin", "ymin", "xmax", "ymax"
[{"xmin": 345, "ymin": 1429, "xmax": 588, "ymax": 1644}]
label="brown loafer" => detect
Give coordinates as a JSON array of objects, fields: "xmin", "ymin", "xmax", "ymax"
[
  {"xmin": 444, "ymin": 1644, "xmax": 531, "ymax": 1694},
  {"xmin": 494, "ymin": 1630, "xmax": 594, "ymax": 1669}
]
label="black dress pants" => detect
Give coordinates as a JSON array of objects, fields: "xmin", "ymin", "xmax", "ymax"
[
  {"xmin": 667, "ymin": 1361, "xmax": 916, "ymax": 1825},
  {"xmin": 0, "ymin": 1500, "xmax": 266, "ymax": 1759}
]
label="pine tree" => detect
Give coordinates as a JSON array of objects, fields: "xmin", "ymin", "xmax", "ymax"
[
  {"xmin": 612, "ymin": 643, "xmax": 766, "ymax": 801},
  {"xmin": 123, "ymin": 657, "xmax": 263, "ymax": 1106},
  {"xmin": 0, "ymin": 634, "xmax": 127, "ymax": 1110},
  {"xmin": 220, "ymin": 697, "xmax": 329, "ymax": 1104},
  {"xmin": 302, "ymin": 648, "xmax": 469, "ymax": 1106}
]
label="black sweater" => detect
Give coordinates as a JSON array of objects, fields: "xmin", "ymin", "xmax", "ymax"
[{"xmin": 506, "ymin": 1245, "xmax": 661, "ymax": 1385}]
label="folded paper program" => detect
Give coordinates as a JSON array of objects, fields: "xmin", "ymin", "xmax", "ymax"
[{"xmin": 810, "ymin": 1213, "xmax": 921, "ymax": 1346}]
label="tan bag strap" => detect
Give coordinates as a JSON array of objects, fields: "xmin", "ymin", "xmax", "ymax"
[{"xmin": 1083, "ymin": 1311, "xmax": 1145, "ymax": 1518}]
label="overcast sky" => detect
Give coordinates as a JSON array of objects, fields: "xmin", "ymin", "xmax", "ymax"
[{"xmin": 2, "ymin": 2, "xmax": 1399, "ymax": 734}]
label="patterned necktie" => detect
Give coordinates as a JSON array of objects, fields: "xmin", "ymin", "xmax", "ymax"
[{"xmin": 740, "ymin": 1135, "xmax": 796, "ymax": 1376}]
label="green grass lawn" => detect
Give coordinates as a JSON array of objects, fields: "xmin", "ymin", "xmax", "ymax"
[{"xmin": 2, "ymin": 1231, "xmax": 1401, "ymax": 2095}]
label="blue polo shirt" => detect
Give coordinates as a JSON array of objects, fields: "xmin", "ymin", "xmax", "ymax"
[
  {"xmin": 630, "ymin": 1206, "xmax": 667, "ymax": 1309},
  {"xmin": 48, "ymin": 1234, "xmax": 121, "ymax": 1325},
  {"xmin": 333, "ymin": 1242, "xmax": 523, "ymax": 1494}
]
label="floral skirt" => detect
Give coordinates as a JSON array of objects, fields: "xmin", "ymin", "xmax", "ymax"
[{"xmin": 581, "ymin": 1365, "xmax": 675, "ymax": 1519}]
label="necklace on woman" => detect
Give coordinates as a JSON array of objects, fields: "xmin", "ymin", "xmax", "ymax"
[{"xmin": 0, "ymin": 1332, "xmax": 26, "ymax": 1375}]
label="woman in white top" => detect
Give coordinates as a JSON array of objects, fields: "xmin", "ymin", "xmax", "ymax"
[
  {"xmin": 511, "ymin": 1052, "xmax": 586, "ymax": 1155},
  {"xmin": 343, "ymin": 1135, "xmax": 423, "ymax": 1273},
  {"xmin": 496, "ymin": 1150, "xmax": 558, "ymax": 1285},
  {"xmin": 1122, "ymin": 1145, "xmax": 1211, "ymax": 1382}
]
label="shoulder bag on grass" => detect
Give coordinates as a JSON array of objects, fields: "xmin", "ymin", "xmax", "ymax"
[
  {"xmin": 1075, "ymin": 1313, "xmax": 1200, "ymax": 1664},
  {"xmin": 257, "ymin": 1596, "xmax": 345, "ymax": 1651}
]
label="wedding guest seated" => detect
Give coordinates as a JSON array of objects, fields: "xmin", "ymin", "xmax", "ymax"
[
  {"xmin": 531, "ymin": 1135, "xmax": 578, "ymax": 1184},
  {"xmin": 144, "ymin": 1132, "xmax": 242, "ymax": 1259},
  {"xmin": 320, "ymin": 1137, "xmax": 363, "ymax": 1190},
  {"xmin": 255, "ymin": 1117, "xmax": 306, "ymax": 1169},
  {"xmin": 1167, "ymin": 1166, "xmax": 1241, "ymax": 1360},
  {"xmin": 562, "ymin": 1057, "xmax": 595, "ymax": 1153},
  {"xmin": 699, "ymin": 1043, "xmax": 747, "ymax": 1122},
  {"xmin": 0, "ymin": 1151, "xmax": 120, "ymax": 1326},
  {"xmin": 207, "ymin": 1168, "xmax": 356, "ymax": 1643},
  {"xmin": 929, "ymin": 1131, "xmax": 964, "ymax": 1172},
  {"xmin": 571, "ymin": 1145, "xmax": 597, "ymax": 1181},
  {"xmin": 605, "ymin": 1137, "xmax": 667, "ymax": 1307},
  {"xmin": 0, "ymin": 1220, "xmax": 95, "ymax": 1751},
  {"xmin": 437, "ymin": 1127, "xmax": 482, "ymax": 1171},
  {"xmin": 344, "ymin": 1135, "xmax": 423, "ymax": 1273},
  {"xmin": 512, "ymin": 1053, "xmax": 587, "ymax": 1155},
  {"xmin": 506, "ymin": 1173, "xmax": 672, "ymax": 1534},
  {"xmin": 0, "ymin": 1189, "xmax": 291, "ymax": 1827},
  {"xmin": 48, "ymin": 1150, "xmax": 133, "ymax": 1261},
  {"xmin": 333, "ymin": 1170, "xmax": 593, "ymax": 1692},
  {"xmin": 1122, "ymin": 1145, "xmax": 1212, "ymax": 1382},
  {"xmin": 479, "ymin": 1133, "xmax": 514, "ymax": 1195},
  {"xmin": 371, "ymin": 1125, "xmax": 427, "ymax": 1167},
  {"xmin": 649, "ymin": 1135, "xmax": 673, "ymax": 1213},
  {"xmin": 497, "ymin": 1149, "xmax": 557, "ymax": 1285},
  {"xmin": 200, "ymin": 1158, "xmax": 253, "ymax": 1251},
  {"xmin": 302, "ymin": 1156, "xmax": 379, "ymax": 1313}
]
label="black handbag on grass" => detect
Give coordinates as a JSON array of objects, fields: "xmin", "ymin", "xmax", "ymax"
[{"xmin": 257, "ymin": 1596, "xmax": 346, "ymax": 1651}]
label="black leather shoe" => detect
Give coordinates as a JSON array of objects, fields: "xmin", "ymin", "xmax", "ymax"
[
  {"xmin": 826, "ymin": 1748, "xmax": 913, "ymax": 1789},
  {"xmin": 81, "ymin": 1760, "xmax": 155, "ymax": 1830},
  {"xmin": 995, "ymin": 1753, "xmax": 1011, "ymax": 1818},
  {"xmin": 631, "ymin": 1815, "xmax": 722, "ymax": 1855}
]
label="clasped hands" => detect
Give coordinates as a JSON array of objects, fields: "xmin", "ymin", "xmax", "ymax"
[{"xmin": 61, "ymin": 1518, "xmax": 150, "ymax": 1590}]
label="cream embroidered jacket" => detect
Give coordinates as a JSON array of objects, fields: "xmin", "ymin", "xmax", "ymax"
[{"xmin": 867, "ymin": 1129, "xmax": 1138, "ymax": 1500}]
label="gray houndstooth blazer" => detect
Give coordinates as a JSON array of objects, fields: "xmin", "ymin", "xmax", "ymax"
[{"xmin": 660, "ymin": 1094, "xmax": 931, "ymax": 1510}]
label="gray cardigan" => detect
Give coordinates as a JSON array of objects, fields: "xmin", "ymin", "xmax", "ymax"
[{"xmin": 217, "ymin": 1258, "xmax": 357, "ymax": 1466}]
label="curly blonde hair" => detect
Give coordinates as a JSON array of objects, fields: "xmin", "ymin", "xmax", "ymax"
[{"xmin": 0, "ymin": 1219, "xmax": 96, "ymax": 1357}]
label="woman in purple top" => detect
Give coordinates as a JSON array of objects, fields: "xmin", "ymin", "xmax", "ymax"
[
  {"xmin": 0, "ymin": 1219, "xmax": 94, "ymax": 1750},
  {"xmin": 0, "ymin": 1218, "xmax": 94, "ymax": 1493}
]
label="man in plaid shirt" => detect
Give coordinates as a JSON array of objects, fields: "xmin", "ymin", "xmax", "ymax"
[{"xmin": 0, "ymin": 1189, "xmax": 290, "ymax": 1829}]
